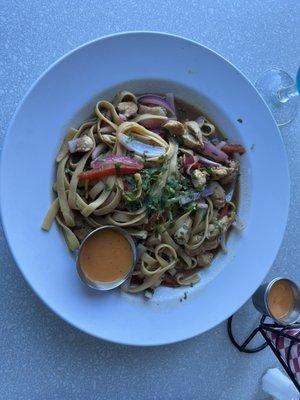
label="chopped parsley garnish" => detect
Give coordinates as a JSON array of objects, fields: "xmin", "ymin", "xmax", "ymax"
[
  {"xmin": 115, "ymin": 162, "xmax": 122, "ymax": 174},
  {"xmin": 64, "ymin": 167, "xmax": 73, "ymax": 174},
  {"xmin": 158, "ymin": 154, "xmax": 167, "ymax": 163}
]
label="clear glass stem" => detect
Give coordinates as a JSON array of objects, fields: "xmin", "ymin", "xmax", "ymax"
[{"xmin": 277, "ymin": 84, "xmax": 299, "ymax": 104}]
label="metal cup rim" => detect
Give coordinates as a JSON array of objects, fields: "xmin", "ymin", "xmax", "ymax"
[
  {"xmin": 76, "ymin": 225, "xmax": 137, "ymax": 291},
  {"xmin": 265, "ymin": 277, "xmax": 300, "ymax": 325}
]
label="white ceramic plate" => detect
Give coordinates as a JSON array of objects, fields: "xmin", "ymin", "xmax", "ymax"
[{"xmin": 1, "ymin": 32, "xmax": 290, "ymax": 346}]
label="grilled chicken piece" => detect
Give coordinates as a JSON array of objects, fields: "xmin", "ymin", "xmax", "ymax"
[
  {"xmin": 68, "ymin": 135, "xmax": 93, "ymax": 153},
  {"xmin": 174, "ymin": 217, "xmax": 192, "ymax": 245}
]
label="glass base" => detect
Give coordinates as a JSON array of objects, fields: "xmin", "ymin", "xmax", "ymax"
[{"xmin": 255, "ymin": 69, "xmax": 298, "ymax": 126}]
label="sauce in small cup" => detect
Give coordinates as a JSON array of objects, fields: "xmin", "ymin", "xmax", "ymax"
[
  {"xmin": 252, "ymin": 277, "xmax": 300, "ymax": 324},
  {"xmin": 76, "ymin": 226, "xmax": 136, "ymax": 290}
]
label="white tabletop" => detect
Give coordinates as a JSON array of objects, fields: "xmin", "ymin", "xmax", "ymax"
[{"xmin": 1, "ymin": 1, "xmax": 299, "ymax": 398}]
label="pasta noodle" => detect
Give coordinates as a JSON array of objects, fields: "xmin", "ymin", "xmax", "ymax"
[{"xmin": 42, "ymin": 91, "xmax": 245, "ymax": 296}]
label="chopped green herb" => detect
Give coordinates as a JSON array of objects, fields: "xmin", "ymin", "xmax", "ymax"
[
  {"xmin": 205, "ymin": 167, "xmax": 213, "ymax": 175},
  {"xmin": 64, "ymin": 167, "xmax": 73, "ymax": 174},
  {"xmin": 127, "ymin": 134, "xmax": 134, "ymax": 143},
  {"xmin": 123, "ymin": 192, "xmax": 138, "ymax": 202},
  {"xmin": 158, "ymin": 154, "xmax": 167, "ymax": 163},
  {"xmin": 126, "ymin": 199, "xmax": 143, "ymax": 212},
  {"xmin": 115, "ymin": 162, "xmax": 122, "ymax": 174}
]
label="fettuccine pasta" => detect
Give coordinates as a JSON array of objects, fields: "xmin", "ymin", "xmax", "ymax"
[{"xmin": 42, "ymin": 91, "xmax": 245, "ymax": 297}]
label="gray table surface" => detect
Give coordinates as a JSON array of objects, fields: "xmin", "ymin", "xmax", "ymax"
[{"xmin": 1, "ymin": 1, "xmax": 299, "ymax": 399}]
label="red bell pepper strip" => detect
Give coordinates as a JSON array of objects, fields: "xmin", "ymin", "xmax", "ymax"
[
  {"xmin": 79, "ymin": 163, "xmax": 142, "ymax": 180},
  {"xmin": 222, "ymin": 144, "xmax": 246, "ymax": 156}
]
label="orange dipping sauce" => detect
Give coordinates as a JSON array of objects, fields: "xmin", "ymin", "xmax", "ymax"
[
  {"xmin": 268, "ymin": 280, "xmax": 294, "ymax": 320},
  {"xmin": 78, "ymin": 229, "xmax": 133, "ymax": 283}
]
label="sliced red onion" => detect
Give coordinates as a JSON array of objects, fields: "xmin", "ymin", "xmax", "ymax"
[
  {"xmin": 197, "ymin": 155, "xmax": 222, "ymax": 167},
  {"xmin": 202, "ymin": 138, "xmax": 228, "ymax": 162},
  {"xmin": 216, "ymin": 141, "xmax": 227, "ymax": 150},
  {"xmin": 133, "ymin": 114, "xmax": 168, "ymax": 129},
  {"xmin": 196, "ymin": 116, "xmax": 205, "ymax": 127},
  {"xmin": 91, "ymin": 143, "xmax": 107, "ymax": 160},
  {"xmin": 149, "ymin": 128, "xmax": 162, "ymax": 135},
  {"xmin": 68, "ymin": 139, "xmax": 78, "ymax": 153},
  {"xmin": 166, "ymin": 93, "xmax": 177, "ymax": 120},
  {"xmin": 119, "ymin": 133, "xmax": 165, "ymax": 158},
  {"xmin": 119, "ymin": 113, "xmax": 127, "ymax": 121},
  {"xmin": 201, "ymin": 187, "xmax": 214, "ymax": 197},
  {"xmin": 208, "ymin": 181, "xmax": 221, "ymax": 192},
  {"xmin": 197, "ymin": 200, "xmax": 208, "ymax": 209},
  {"xmin": 179, "ymin": 187, "xmax": 214, "ymax": 205},
  {"xmin": 182, "ymin": 154, "xmax": 203, "ymax": 175},
  {"xmin": 91, "ymin": 158, "xmax": 103, "ymax": 169},
  {"xmin": 103, "ymin": 191, "xmax": 116, "ymax": 205},
  {"xmin": 182, "ymin": 154, "xmax": 199, "ymax": 168},
  {"xmin": 138, "ymin": 94, "xmax": 175, "ymax": 116},
  {"xmin": 211, "ymin": 138, "xmax": 220, "ymax": 145},
  {"xmin": 91, "ymin": 154, "xmax": 143, "ymax": 169},
  {"xmin": 180, "ymin": 192, "xmax": 200, "ymax": 205}
]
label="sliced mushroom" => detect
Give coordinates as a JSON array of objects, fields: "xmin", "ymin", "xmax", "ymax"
[
  {"xmin": 163, "ymin": 120, "xmax": 185, "ymax": 137},
  {"xmin": 117, "ymin": 101, "xmax": 138, "ymax": 118},
  {"xmin": 138, "ymin": 104, "xmax": 167, "ymax": 116},
  {"xmin": 185, "ymin": 121, "xmax": 204, "ymax": 146},
  {"xmin": 182, "ymin": 131, "xmax": 202, "ymax": 150}
]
